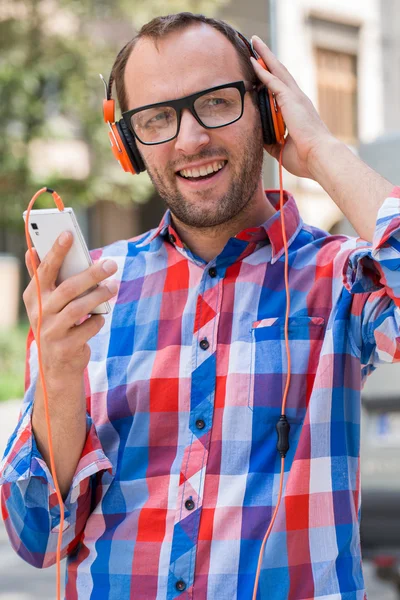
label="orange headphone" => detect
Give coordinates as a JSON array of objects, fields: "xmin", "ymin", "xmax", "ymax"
[
  {"xmin": 100, "ymin": 30, "xmax": 286, "ymax": 175},
  {"xmin": 26, "ymin": 29, "xmax": 289, "ymax": 600}
]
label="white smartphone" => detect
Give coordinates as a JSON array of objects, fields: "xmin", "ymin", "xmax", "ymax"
[{"xmin": 23, "ymin": 207, "xmax": 111, "ymax": 315}]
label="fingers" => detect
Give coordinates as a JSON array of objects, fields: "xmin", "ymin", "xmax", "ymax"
[
  {"xmin": 68, "ymin": 313, "xmax": 106, "ymax": 346},
  {"xmin": 45, "ymin": 314, "xmax": 106, "ymax": 368},
  {"xmin": 251, "ymin": 35, "xmax": 299, "ymax": 91},
  {"xmin": 250, "ymin": 56, "xmax": 288, "ymax": 98},
  {"xmin": 57, "ymin": 278, "xmax": 118, "ymax": 330},
  {"xmin": 49, "ymin": 258, "xmax": 118, "ymax": 314}
]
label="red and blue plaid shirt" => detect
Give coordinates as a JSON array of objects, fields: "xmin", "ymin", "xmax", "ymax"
[{"xmin": 1, "ymin": 187, "xmax": 400, "ymax": 600}]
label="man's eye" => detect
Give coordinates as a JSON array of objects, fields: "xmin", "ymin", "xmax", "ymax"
[
  {"xmin": 206, "ymin": 98, "xmax": 227, "ymax": 107},
  {"xmin": 145, "ymin": 112, "xmax": 171, "ymax": 127}
]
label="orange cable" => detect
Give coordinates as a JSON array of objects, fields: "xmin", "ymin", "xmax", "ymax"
[
  {"xmin": 25, "ymin": 187, "xmax": 65, "ymax": 600},
  {"xmin": 252, "ymin": 141, "xmax": 291, "ymax": 600}
]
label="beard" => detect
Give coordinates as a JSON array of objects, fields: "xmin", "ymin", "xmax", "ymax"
[{"xmin": 142, "ymin": 118, "xmax": 265, "ymax": 230}]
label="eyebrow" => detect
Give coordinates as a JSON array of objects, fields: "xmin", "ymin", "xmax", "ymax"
[{"xmin": 131, "ymin": 80, "xmax": 239, "ymax": 110}]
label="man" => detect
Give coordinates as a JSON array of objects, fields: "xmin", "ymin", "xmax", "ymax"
[{"xmin": 1, "ymin": 12, "xmax": 399, "ymax": 600}]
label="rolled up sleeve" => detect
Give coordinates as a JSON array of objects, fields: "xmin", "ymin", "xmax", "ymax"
[
  {"xmin": 342, "ymin": 186, "xmax": 400, "ymax": 370},
  {"xmin": 0, "ymin": 329, "xmax": 113, "ymax": 568}
]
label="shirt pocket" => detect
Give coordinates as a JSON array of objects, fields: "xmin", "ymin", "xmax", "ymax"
[{"xmin": 248, "ymin": 316, "xmax": 325, "ymax": 418}]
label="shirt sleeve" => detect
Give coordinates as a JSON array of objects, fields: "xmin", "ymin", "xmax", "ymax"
[
  {"xmin": 342, "ymin": 186, "xmax": 400, "ymax": 375},
  {"xmin": 0, "ymin": 327, "xmax": 114, "ymax": 568}
]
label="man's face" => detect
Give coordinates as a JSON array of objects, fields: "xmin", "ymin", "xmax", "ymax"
[{"xmin": 124, "ymin": 24, "xmax": 264, "ymax": 229}]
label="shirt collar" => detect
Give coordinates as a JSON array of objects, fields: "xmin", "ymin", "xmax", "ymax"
[{"xmin": 148, "ymin": 188, "xmax": 302, "ymax": 264}]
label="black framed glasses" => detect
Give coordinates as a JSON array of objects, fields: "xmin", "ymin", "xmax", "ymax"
[{"xmin": 122, "ymin": 80, "xmax": 256, "ymax": 145}]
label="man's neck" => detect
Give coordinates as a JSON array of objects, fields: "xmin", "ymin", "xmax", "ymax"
[{"xmin": 170, "ymin": 188, "xmax": 277, "ymax": 263}]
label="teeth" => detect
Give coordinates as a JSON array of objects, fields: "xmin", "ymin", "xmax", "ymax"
[{"xmin": 179, "ymin": 161, "xmax": 225, "ymax": 178}]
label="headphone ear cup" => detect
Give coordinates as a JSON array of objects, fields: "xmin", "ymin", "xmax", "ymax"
[
  {"xmin": 116, "ymin": 119, "xmax": 146, "ymax": 174},
  {"xmin": 257, "ymin": 86, "xmax": 277, "ymax": 146}
]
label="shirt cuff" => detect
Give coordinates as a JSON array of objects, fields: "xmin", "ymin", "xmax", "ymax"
[
  {"xmin": 371, "ymin": 186, "xmax": 400, "ymax": 252},
  {"xmin": 343, "ymin": 187, "xmax": 400, "ymax": 297},
  {"xmin": 0, "ymin": 398, "xmax": 114, "ymax": 501}
]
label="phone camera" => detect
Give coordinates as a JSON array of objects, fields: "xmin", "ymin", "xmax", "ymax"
[{"xmin": 31, "ymin": 223, "xmax": 39, "ymax": 230}]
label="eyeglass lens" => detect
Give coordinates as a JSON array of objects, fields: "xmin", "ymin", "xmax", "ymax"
[{"xmin": 131, "ymin": 86, "xmax": 243, "ymax": 144}]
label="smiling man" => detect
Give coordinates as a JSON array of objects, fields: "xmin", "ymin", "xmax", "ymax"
[{"xmin": 1, "ymin": 11, "xmax": 400, "ymax": 600}]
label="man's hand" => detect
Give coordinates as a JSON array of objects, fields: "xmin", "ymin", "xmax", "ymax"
[
  {"xmin": 23, "ymin": 232, "xmax": 118, "ymax": 381},
  {"xmin": 251, "ymin": 35, "xmax": 395, "ymax": 241},
  {"xmin": 250, "ymin": 35, "xmax": 337, "ymax": 180}
]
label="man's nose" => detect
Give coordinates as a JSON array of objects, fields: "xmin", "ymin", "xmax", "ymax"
[{"xmin": 174, "ymin": 108, "xmax": 211, "ymax": 154}]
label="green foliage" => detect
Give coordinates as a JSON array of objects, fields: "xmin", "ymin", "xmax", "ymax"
[
  {"xmin": 0, "ymin": 322, "xmax": 30, "ymax": 402},
  {"xmin": 0, "ymin": 0, "xmax": 230, "ymax": 230}
]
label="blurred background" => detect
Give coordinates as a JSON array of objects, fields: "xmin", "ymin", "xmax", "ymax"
[{"xmin": 0, "ymin": 0, "xmax": 399, "ymax": 597}]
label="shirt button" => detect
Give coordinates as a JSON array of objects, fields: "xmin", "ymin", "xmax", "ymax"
[
  {"xmin": 208, "ymin": 267, "xmax": 217, "ymax": 278},
  {"xmin": 199, "ymin": 339, "xmax": 209, "ymax": 350},
  {"xmin": 185, "ymin": 498, "xmax": 195, "ymax": 511},
  {"xmin": 196, "ymin": 419, "xmax": 205, "ymax": 430},
  {"xmin": 169, "ymin": 234, "xmax": 176, "ymax": 244},
  {"xmin": 176, "ymin": 580, "xmax": 186, "ymax": 592}
]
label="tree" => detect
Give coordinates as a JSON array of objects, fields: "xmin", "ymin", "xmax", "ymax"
[{"xmin": 0, "ymin": 0, "xmax": 230, "ymax": 236}]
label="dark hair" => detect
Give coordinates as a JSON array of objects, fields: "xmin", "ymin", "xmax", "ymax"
[{"xmin": 109, "ymin": 12, "xmax": 258, "ymax": 113}]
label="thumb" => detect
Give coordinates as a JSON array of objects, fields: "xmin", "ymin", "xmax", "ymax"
[{"xmin": 263, "ymin": 142, "xmax": 281, "ymax": 161}]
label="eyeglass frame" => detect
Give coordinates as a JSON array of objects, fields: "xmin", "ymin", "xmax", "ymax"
[{"xmin": 121, "ymin": 80, "xmax": 257, "ymax": 146}]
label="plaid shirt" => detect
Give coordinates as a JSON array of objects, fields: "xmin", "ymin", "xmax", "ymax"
[{"xmin": 1, "ymin": 187, "xmax": 400, "ymax": 600}]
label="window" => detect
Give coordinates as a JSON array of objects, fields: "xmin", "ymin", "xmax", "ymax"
[{"xmin": 315, "ymin": 47, "xmax": 358, "ymax": 145}]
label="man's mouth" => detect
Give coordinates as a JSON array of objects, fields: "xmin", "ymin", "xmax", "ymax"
[{"xmin": 176, "ymin": 160, "xmax": 228, "ymax": 182}]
